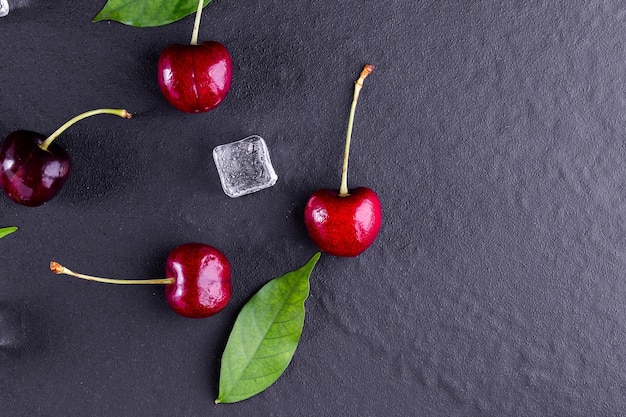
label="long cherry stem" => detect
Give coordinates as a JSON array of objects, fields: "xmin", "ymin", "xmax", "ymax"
[
  {"xmin": 50, "ymin": 262, "xmax": 174, "ymax": 285},
  {"xmin": 39, "ymin": 109, "xmax": 132, "ymax": 152},
  {"xmin": 339, "ymin": 64, "xmax": 374, "ymax": 197},
  {"xmin": 190, "ymin": 0, "xmax": 205, "ymax": 45}
]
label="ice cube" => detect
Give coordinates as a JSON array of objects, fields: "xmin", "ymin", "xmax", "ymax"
[
  {"xmin": 213, "ymin": 135, "xmax": 278, "ymax": 198},
  {"xmin": 1, "ymin": 0, "xmax": 33, "ymax": 17},
  {"xmin": 0, "ymin": 0, "xmax": 9, "ymax": 17}
]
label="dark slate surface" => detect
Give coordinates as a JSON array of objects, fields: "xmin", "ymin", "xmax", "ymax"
[{"xmin": 2, "ymin": 0, "xmax": 626, "ymax": 415}]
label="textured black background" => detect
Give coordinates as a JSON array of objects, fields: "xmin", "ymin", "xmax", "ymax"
[{"xmin": 2, "ymin": 0, "xmax": 626, "ymax": 415}]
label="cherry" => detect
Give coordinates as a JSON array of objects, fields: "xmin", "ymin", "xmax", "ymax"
[
  {"xmin": 304, "ymin": 187, "xmax": 382, "ymax": 257},
  {"xmin": 304, "ymin": 65, "xmax": 382, "ymax": 257},
  {"xmin": 157, "ymin": 0, "xmax": 232, "ymax": 113},
  {"xmin": 0, "ymin": 109, "xmax": 131, "ymax": 207},
  {"xmin": 164, "ymin": 243, "xmax": 231, "ymax": 317},
  {"xmin": 50, "ymin": 243, "xmax": 232, "ymax": 319}
]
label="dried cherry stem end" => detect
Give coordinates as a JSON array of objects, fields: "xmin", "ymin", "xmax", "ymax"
[
  {"xmin": 39, "ymin": 109, "xmax": 132, "ymax": 152},
  {"xmin": 50, "ymin": 261, "xmax": 174, "ymax": 285},
  {"xmin": 339, "ymin": 64, "xmax": 375, "ymax": 197}
]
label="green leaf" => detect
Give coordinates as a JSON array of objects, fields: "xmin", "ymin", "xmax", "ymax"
[
  {"xmin": 0, "ymin": 227, "xmax": 17, "ymax": 239},
  {"xmin": 93, "ymin": 0, "xmax": 212, "ymax": 28},
  {"xmin": 216, "ymin": 253, "xmax": 321, "ymax": 404}
]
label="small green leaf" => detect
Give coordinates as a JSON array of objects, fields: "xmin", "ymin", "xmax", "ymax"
[
  {"xmin": 216, "ymin": 253, "xmax": 321, "ymax": 404},
  {"xmin": 0, "ymin": 227, "xmax": 17, "ymax": 239},
  {"xmin": 93, "ymin": 0, "xmax": 212, "ymax": 28}
]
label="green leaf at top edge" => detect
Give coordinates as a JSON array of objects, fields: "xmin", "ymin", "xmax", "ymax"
[
  {"xmin": 215, "ymin": 252, "xmax": 321, "ymax": 404},
  {"xmin": 0, "ymin": 227, "xmax": 17, "ymax": 239},
  {"xmin": 93, "ymin": 0, "xmax": 212, "ymax": 28}
]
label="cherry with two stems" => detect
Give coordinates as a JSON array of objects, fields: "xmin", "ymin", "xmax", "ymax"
[
  {"xmin": 157, "ymin": 0, "xmax": 233, "ymax": 113},
  {"xmin": 51, "ymin": 243, "xmax": 231, "ymax": 319},
  {"xmin": 0, "ymin": 109, "xmax": 132, "ymax": 207},
  {"xmin": 304, "ymin": 65, "xmax": 383, "ymax": 257}
]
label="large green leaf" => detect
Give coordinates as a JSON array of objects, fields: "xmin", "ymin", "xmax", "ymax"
[
  {"xmin": 93, "ymin": 0, "xmax": 212, "ymax": 28},
  {"xmin": 216, "ymin": 253, "xmax": 321, "ymax": 404},
  {"xmin": 0, "ymin": 227, "xmax": 17, "ymax": 239}
]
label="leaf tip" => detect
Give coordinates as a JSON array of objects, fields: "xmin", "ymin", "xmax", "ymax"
[
  {"xmin": 307, "ymin": 252, "xmax": 321, "ymax": 268},
  {"xmin": 92, "ymin": 9, "xmax": 106, "ymax": 23},
  {"xmin": 0, "ymin": 226, "xmax": 18, "ymax": 239}
]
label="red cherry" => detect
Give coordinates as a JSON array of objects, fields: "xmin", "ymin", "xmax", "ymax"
[
  {"xmin": 164, "ymin": 243, "xmax": 231, "ymax": 318},
  {"xmin": 304, "ymin": 187, "xmax": 382, "ymax": 257},
  {"xmin": 0, "ymin": 130, "xmax": 70, "ymax": 207},
  {"xmin": 156, "ymin": 0, "xmax": 232, "ymax": 113},
  {"xmin": 304, "ymin": 65, "xmax": 382, "ymax": 256},
  {"xmin": 50, "ymin": 243, "xmax": 232, "ymax": 319},
  {"xmin": 0, "ymin": 109, "xmax": 131, "ymax": 207},
  {"xmin": 157, "ymin": 42, "xmax": 232, "ymax": 113}
]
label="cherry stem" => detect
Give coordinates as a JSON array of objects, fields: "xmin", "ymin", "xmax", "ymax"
[
  {"xmin": 339, "ymin": 65, "xmax": 374, "ymax": 197},
  {"xmin": 190, "ymin": 0, "xmax": 205, "ymax": 45},
  {"xmin": 39, "ymin": 109, "xmax": 132, "ymax": 152},
  {"xmin": 50, "ymin": 262, "xmax": 174, "ymax": 285}
]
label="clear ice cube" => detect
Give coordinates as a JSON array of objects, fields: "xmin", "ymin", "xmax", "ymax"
[
  {"xmin": 213, "ymin": 135, "xmax": 278, "ymax": 198},
  {"xmin": 1, "ymin": 0, "xmax": 33, "ymax": 17},
  {"xmin": 0, "ymin": 0, "xmax": 9, "ymax": 17}
]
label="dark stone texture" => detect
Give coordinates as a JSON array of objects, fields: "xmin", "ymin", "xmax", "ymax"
[{"xmin": 2, "ymin": 0, "xmax": 626, "ymax": 415}]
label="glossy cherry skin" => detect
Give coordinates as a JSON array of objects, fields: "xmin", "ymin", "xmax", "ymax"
[
  {"xmin": 164, "ymin": 243, "xmax": 232, "ymax": 318},
  {"xmin": 157, "ymin": 41, "xmax": 233, "ymax": 113},
  {"xmin": 304, "ymin": 187, "xmax": 382, "ymax": 257},
  {"xmin": 0, "ymin": 130, "xmax": 71, "ymax": 207}
]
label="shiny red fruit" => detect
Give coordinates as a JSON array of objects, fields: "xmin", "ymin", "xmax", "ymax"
[
  {"xmin": 157, "ymin": 41, "xmax": 233, "ymax": 113},
  {"xmin": 164, "ymin": 243, "xmax": 232, "ymax": 318},
  {"xmin": 304, "ymin": 187, "xmax": 382, "ymax": 257},
  {"xmin": 0, "ymin": 130, "xmax": 70, "ymax": 207}
]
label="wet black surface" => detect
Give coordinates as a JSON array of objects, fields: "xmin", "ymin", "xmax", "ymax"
[{"xmin": 2, "ymin": 0, "xmax": 626, "ymax": 416}]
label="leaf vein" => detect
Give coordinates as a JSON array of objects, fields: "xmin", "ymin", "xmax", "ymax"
[{"xmin": 261, "ymin": 330, "xmax": 301, "ymax": 341}]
